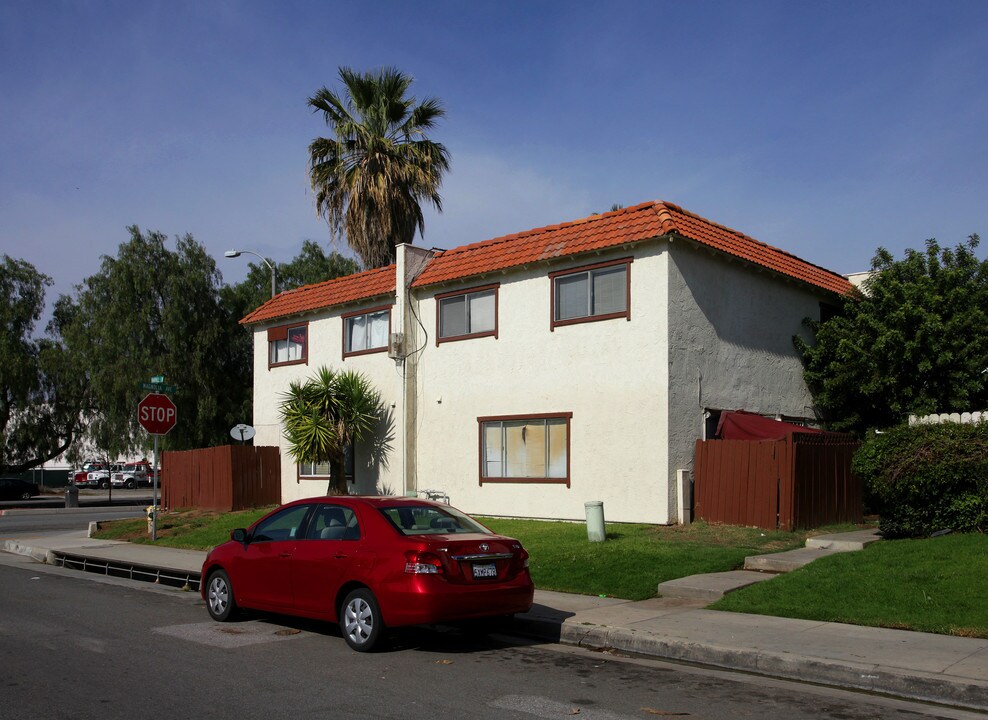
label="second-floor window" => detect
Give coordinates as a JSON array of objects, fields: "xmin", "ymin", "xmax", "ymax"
[
  {"xmin": 437, "ymin": 284, "xmax": 498, "ymax": 343},
  {"xmin": 343, "ymin": 306, "xmax": 391, "ymax": 357},
  {"xmin": 268, "ymin": 323, "xmax": 308, "ymax": 367},
  {"xmin": 550, "ymin": 258, "xmax": 631, "ymax": 329}
]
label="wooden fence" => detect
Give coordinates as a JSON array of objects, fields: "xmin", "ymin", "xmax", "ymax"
[
  {"xmin": 162, "ymin": 445, "xmax": 281, "ymax": 511},
  {"xmin": 694, "ymin": 433, "xmax": 861, "ymax": 531}
]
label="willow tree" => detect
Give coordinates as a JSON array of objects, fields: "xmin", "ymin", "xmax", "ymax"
[
  {"xmin": 279, "ymin": 366, "xmax": 380, "ymax": 495},
  {"xmin": 307, "ymin": 66, "xmax": 450, "ymax": 269},
  {"xmin": 0, "ymin": 256, "xmax": 85, "ymax": 473},
  {"xmin": 59, "ymin": 227, "xmax": 250, "ymax": 458}
]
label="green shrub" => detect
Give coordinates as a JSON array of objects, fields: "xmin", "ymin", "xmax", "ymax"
[{"xmin": 852, "ymin": 422, "xmax": 988, "ymax": 538}]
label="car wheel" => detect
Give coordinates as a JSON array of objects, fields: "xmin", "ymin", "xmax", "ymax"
[
  {"xmin": 99, "ymin": 480, "xmax": 110, "ymax": 489},
  {"xmin": 125, "ymin": 479, "xmax": 136, "ymax": 489},
  {"xmin": 20, "ymin": 492, "xmax": 32, "ymax": 500},
  {"xmin": 340, "ymin": 588, "xmax": 384, "ymax": 652},
  {"xmin": 206, "ymin": 570, "xmax": 237, "ymax": 622}
]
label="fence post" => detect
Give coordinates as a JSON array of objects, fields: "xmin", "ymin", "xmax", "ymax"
[{"xmin": 677, "ymin": 469, "xmax": 692, "ymax": 526}]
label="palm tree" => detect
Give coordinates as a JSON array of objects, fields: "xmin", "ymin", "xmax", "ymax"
[
  {"xmin": 308, "ymin": 66, "xmax": 450, "ymax": 269},
  {"xmin": 279, "ymin": 366, "xmax": 380, "ymax": 495}
]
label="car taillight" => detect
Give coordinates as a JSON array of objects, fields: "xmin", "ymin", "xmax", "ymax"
[{"xmin": 404, "ymin": 551, "xmax": 444, "ymax": 575}]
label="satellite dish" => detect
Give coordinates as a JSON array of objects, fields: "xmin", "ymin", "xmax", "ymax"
[{"xmin": 230, "ymin": 423, "xmax": 256, "ymax": 443}]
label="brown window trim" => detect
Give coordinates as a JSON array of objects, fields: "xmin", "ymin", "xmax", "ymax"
[
  {"xmin": 341, "ymin": 304, "xmax": 392, "ymax": 359},
  {"xmin": 477, "ymin": 412, "xmax": 572, "ymax": 488},
  {"xmin": 549, "ymin": 257, "xmax": 632, "ymax": 331},
  {"xmin": 297, "ymin": 466, "xmax": 355, "ymax": 484},
  {"xmin": 268, "ymin": 321, "xmax": 309, "ymax": 369},
  {"xmin": 296, "ymin": 465, "xmax": 330, "ymax": 483},
  {"xmin": 435, "ymin": 282, "xmax": 500, "ymax": 346}
]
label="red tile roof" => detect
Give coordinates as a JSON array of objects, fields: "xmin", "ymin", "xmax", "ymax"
[
  {"xmin": 412, "ymin": 201, "xmax": 853, "ymax": 296},
  {"xmin": 241, "ymin": 201, "xmax": 852, "ymax": 325},
  {"xmin": 241, "ymin": 264, "xmax": 396, "ymax": 325}
]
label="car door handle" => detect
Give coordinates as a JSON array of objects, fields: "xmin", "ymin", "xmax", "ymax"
[
  {"xmin": 279, "ymin": 552, "xmax": 292, "ymax": 558},
  {"xmin": 333, "ymin": 554, "xmax": 348, "ymax": 559}
]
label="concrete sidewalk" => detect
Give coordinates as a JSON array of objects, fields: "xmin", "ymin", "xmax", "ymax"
[{"xmin": 2, "ymin": 529, "xmax": 987, "ymax": 712}]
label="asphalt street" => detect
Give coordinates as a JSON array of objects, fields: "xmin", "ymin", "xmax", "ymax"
[
  {"xmin": 1, "ymin": 554, "xmax": 982, "ymax": 720},
  {"xmin": 0, "ymin": 506, "xmax": 145, "ymax": 538}
]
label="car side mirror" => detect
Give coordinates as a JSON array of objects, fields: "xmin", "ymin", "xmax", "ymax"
[{"xmin": 231, "ymin": 528, "xmax": 248, "ymax": 544}]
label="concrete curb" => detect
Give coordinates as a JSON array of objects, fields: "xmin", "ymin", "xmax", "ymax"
[
  {"xmin": 1, "ymin": 539, "xmax": 56, "ymax": 565},
  {"xmin": 512, "ymin": 617, "xmax": 988, "ymax": 712}
]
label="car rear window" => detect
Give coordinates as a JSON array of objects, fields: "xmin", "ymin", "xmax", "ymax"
[{"xmin": 379, "ymin": 505, "xmax": 489, "ymax": 535}]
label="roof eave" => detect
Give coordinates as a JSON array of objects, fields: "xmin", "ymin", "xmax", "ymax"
[
  {"xmin": 240, "ymin": 290, "xmax": 398, "ymax": 327},
  {"xmin": 411, "ymin": 233, "xmax": 670, "ymax": 291}
]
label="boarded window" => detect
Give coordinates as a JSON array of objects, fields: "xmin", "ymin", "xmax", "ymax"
[{"xmin": 480, "ymin": 415, "xmax": 570, "ymax": 483}]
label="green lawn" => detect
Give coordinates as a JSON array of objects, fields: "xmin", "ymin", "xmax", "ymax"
[
  {"xmin": 93, "ymin": 511, "xmax": 810, "ymax": 601},
  {"xmin": 93, "ymin": 508, "xmax": 271, "ymax": 549},
  {"xmin": 710, "ymin": 533, "xmax": 988, "ymax": 638},
  {"xmin": 481, "ymin": 518, "xmax": 810, "ymax": 601},
  {"xmin": 93, "ymin": 510, "xmax": 984, "ymax": 637}
]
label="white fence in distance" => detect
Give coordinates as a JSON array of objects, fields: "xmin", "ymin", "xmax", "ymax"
[{"xmin": 909, "ymin": 411, "xmax": 987, "ymax": 426}]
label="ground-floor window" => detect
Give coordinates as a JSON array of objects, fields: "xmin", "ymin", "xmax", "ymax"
[
  {"xmin": 297, "ymin": 446, "xmax": 355, "ymax": 482},
  {"xmin": 478, "ymin": 412, "xmax": 571, "ymax": 486}
]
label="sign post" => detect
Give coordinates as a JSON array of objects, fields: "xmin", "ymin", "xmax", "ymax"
[{"xmin": 138, "ymin": 391, "xmax": 177, "ymax": 541}]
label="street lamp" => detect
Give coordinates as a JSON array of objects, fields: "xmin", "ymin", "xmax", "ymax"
[{"xmin": 225, "ymin": 249, "xmax": 276, "ymax": 299}]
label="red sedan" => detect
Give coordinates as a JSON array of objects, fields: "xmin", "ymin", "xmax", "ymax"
[{"xmin": 200, "ymin": 496, "xmax": 534, "ymax": 651}]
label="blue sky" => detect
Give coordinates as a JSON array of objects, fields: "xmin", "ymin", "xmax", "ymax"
[{"xmin": 2, "ymin": 0, "xmax": 986, "ymax": 314}]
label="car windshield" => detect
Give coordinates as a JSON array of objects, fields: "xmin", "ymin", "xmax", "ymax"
[{"xmin": 379, "ymin": 505, "xmax": 489, "ymax": 535}]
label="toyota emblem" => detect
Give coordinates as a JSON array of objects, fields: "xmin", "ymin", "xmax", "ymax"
[{"xmin": 479, "ymin": 543, "xmax": 489, "ymax": 551}]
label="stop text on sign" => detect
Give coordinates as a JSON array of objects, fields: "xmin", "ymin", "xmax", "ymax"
[{"xmin": 140, "ymin": 406, "xmax": 175, "ymax": 423}]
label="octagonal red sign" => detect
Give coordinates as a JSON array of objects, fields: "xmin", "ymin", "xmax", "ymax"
[{"xmin": 138, "ymin": 393, "xmax": 177, "ymax": 435}]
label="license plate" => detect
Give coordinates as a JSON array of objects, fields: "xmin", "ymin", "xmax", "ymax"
[{"xmin": 472, "ymin": 563, "xmax": 498, "ymax": 579}]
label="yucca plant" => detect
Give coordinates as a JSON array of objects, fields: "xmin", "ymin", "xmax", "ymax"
[{"xmin": 279, "ymin": 366, "xmax": 380, "ymax": 494}]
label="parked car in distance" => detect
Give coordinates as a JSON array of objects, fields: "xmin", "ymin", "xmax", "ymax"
[
  {"xmin": 201, "ymin": 496, "xmax": 534, "ymax": 652},
  {"xmin": 0, "ymin": 478, "xmax": 40, "ymax": 501},
  {"xmin": 111, "ymin": 461, "xmax": 153, "ymax": 488}
]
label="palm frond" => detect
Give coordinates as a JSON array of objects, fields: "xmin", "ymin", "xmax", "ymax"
[{"xmin": 307, "ymin": 66, "xmax": 448, "ymax": 268}]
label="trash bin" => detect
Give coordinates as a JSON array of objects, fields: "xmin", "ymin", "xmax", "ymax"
[
  {"xmin": 64, "ymin": 485, "xmax": 79, "ymax": 509},
  {"xmin": 585, "ymin": 501, "xmax": 605, "ymax": 542}
]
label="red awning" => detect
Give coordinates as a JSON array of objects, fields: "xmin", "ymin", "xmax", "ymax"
[{"xmin": 715, "ymin": 410, "xmax": 826, "ymax": 441}]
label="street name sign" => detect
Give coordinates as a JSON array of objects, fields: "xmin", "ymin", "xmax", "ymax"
[{"xmin": 140, "ymin": 382, "xmax": 178, "ymax": 394}]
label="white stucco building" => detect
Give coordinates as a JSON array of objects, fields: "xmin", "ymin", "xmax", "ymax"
[{"xmin": 242, "ymin": 201, "xmax": 853, "ymax": 524}]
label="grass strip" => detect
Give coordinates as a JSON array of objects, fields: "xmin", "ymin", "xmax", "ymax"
[
  {"xmin": 471, "ymin": 518, "xmax": 807, "ymax": 601},
  {"xmin": 710, "ymin": 533, "xmax": 988, "ymax": 638}
]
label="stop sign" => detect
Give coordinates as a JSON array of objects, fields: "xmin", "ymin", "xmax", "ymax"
[{"xmin": 138, "ymin": 393, "xmax": 177, "ymax": 435}]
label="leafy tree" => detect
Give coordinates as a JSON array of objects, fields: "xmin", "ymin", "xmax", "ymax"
[
  {"xmin": 227, "ymin": 240, "xmax": 359, "ymax": 315},
  {"xmin": 279, "ymin": 366, "xmax": 380, "ymax": 495},
  {"xmin": 0, "ymin": 256, "xmax": 85, "ymax": 473},
  {"xmin": 308, "ymin": 66, "xmax": 450, "ymax": 269},
  {"xmin": 796, "ymin": 236, "xmax": 988, "ymax": 434},
  {"xmin": 60, "ymin": 227, "xmax": 250, "ymax": 459}
]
